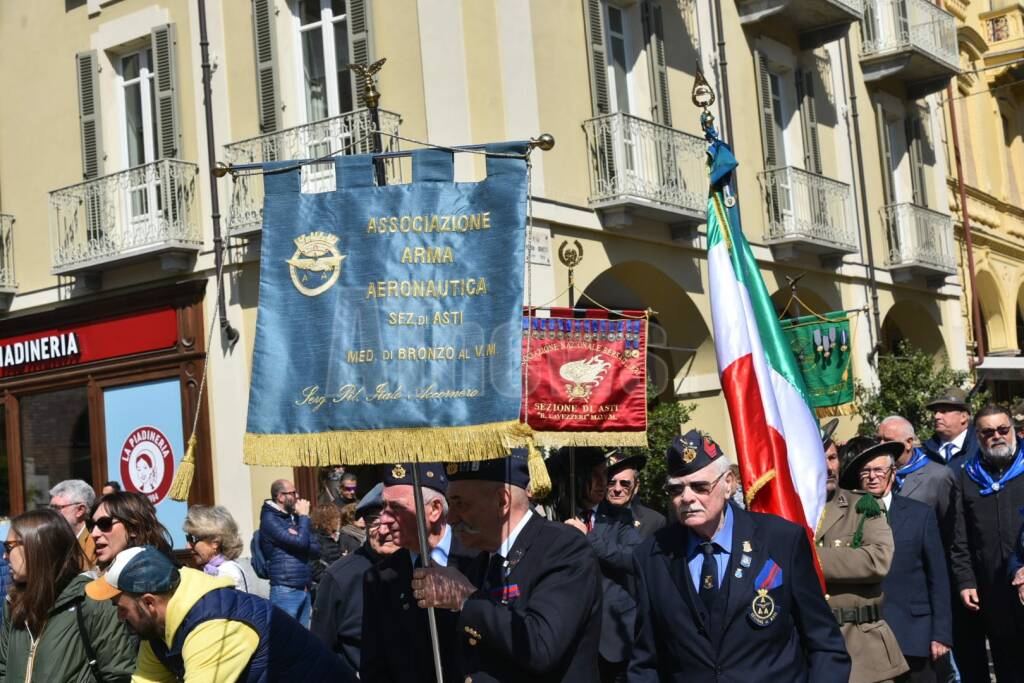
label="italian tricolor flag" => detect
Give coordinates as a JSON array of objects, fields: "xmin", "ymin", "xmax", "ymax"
[{"xmin": 706, "ymin": 142, "xmax": 826, "ymax": 562}]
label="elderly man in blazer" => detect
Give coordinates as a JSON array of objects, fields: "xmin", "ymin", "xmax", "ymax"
[
  {"xmin": 855, "ymin": 433, "xmax": 952, "ymax": 682},
  {"xmin": 628, "ymin": 430, "xmax": 850, "ymax": 682}
]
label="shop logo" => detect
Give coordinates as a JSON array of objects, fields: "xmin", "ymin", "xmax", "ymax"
[
  {"xmin": 120, "ymin": 426, "xmax": 174, "ymax": 505},
  {"xmin": 287, "ymin": 232, "xmax": 345, "ymax": 296},
  {"xmin": 559, "ymin": 356, "xmax": 611, "ymax": 402}
]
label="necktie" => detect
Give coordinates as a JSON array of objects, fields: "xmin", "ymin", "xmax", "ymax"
[
  {"xmin": 944, "ymin": 443, "xmax": 955, "ymax": 462},
  {"xmin": 699, "ymin": 542, "xmax": 718, "ymax": 609},
  {"xmin": 485, "ymin": 553, "xmax": 505, "ymax": 590},
  {"xmin": 581, "ymin": 509, "xmax": 594, "ymax": 532}
]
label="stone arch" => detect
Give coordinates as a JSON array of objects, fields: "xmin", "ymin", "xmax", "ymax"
[
  {"xmin": 880, "ymin": 298, "xmax": 946, "ymax": 360},
  {"xmin": 581, "ymin": 261, "xmax": 714, "ymax": 399},
  {"xmin": 976, "ymin": 268, "xmax": 1010, "ymax": 353},
  {"xmin": 770, "ymin": 288, "xmax": 838, "ymax": 320}
]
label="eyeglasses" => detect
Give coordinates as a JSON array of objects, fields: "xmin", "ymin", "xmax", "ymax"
[
  {"xmin": 2, "ymin": 540, "xmax": 21, "ymax": 554},
  {"xmin": 184, "ymin": 533, "xmax": 209, "ymax": 546},
  {"xmin": 608, "ymin": 478, "xmax": 635, "ymax": 489},
  {"xmin": 858, "ymin": 467, "xmax": 894, "ymax": 479},
  {"xmin": 48, "ymin": 502, "xmax": 83, "ymax": 511},
  {"xmin": 365, "ymin": 516, "xmax": 382, "ymax": 529},
  {"xmin": 663, "ymin": 472, "xmax": 727, "ymax": 498},
  {"xmin": 978, "ymin": 425, "xmax": 1012, "ymax": 439},
  {"xmin": 279, "ymin": 490, "xmax": 297, "ymax": 497},
  {"xmin": 92, "ymin": 516, "xmax": 123, "ymax": 533}
]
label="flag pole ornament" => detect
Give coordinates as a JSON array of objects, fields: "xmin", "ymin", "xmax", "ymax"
[{"xmin": 698, "ymin": 67, "xmax": 827, "ymax": 589}]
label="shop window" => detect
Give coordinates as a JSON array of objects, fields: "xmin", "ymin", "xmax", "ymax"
[
  {"xmin": 19, "ymin": 386, "xmax": 92, "ymax": 508},
  {"xmin": 0, "ymin": 406, "xmax": 9, "ymax": 516}
]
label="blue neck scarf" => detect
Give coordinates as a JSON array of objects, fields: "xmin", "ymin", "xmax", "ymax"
[
  {"xmin": 895, "ymin": 448, "xmax": 930, "ymax": 492},
  {"xmin": 964, "ymin": 442, "xmax": 1024, "ymax": 496}
]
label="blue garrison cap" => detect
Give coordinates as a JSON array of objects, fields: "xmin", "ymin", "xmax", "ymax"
[
  {"xmin": 355, "ymin": 482, "xmax": 384, "ymax": 519},
  {"xmin": 446, "ymin": 448, "xmax": 531, "ymax": 489},
  {"xmin": 379, "ymin": 462, "xmax": 448, "ymax": 494},
  {"xmin": 666, "ymin": 429, "xmax": 725, "ymax": 478}
]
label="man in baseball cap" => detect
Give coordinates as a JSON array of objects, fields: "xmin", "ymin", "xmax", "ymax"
[{"xmin": 88, "ymin": 546, "xmax": 350, "ymax": 681}]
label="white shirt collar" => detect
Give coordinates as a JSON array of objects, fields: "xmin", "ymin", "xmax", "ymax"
[
  {"xmin": 941, "ymin": 429, "xmax": 968, "ymax": 454},
  {"xmin": 881, "ymin": 492, "xmax": 892, "ymax": 511},
  {"xmin": 497, "ymin": 509, "xmax": 533, "ymax": 558}
]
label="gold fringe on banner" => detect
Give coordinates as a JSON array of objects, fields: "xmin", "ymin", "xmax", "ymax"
[
  {"xmin": 815, "ymin": 403, "xmax": 855, "ymax": 418},
  {"xmin": 531, "ymin": 431, "xmax": 649, "ymax": 448},
  {"xmin": 243, "ymin": 420, "xmax": 533, "ymax": 467}
]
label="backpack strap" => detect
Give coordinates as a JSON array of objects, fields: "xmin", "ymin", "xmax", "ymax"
[{"xmin": 72, "ymin": 598, "xmax": 106, "ymax": 683}]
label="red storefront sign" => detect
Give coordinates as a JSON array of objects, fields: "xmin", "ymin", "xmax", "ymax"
[
  {"xmin": 0, "ymin": 308, "xmax": 178, "ymax": 378},
  {"xmin": 521, "ymin": 309, "xmax": 649, "ymax": 448}
]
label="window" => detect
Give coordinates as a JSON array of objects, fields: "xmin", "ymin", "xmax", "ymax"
[
  {"xmin": 121, "ymin": 50, "xmax": 158, "ymax": 169},
  {"xmin": 605, "ymin": 5, "xmax": 631, "ymax": 114},
  {"xmin": 20, "ymin": 386, "xmax": 93, "ymax": 509},
  {"xmin": 297, "ymin": 0, "xmax": 355, "ymax": 123}
]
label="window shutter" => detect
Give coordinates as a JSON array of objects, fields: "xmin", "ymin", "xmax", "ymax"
[
  {"xmin": 151, "ymin": 24, "xmax": 181, "ymax": 159},
  {"xmin": 583, "ymin": 0, "xmax": 611, "ymax": 116},
  {"xmin": 252, "ymin": 0, "xmax": 281, "ymax": 133},
  {"xmin": 76, "ymin": 51, "xmax": 103, "ymax": 179},
  {"xmin": 346, "ymin": 0, "xmax": 373, "ymax": 108},
  {"xmin": 797, "ymin": 69, "xmax": 822, "ymax": 174},
  {"xmin": 754, "ymin": 52, "xmax": 779, "ymax": 168},
  {"xmin": 906, "ymin": 111, "xmax": 930, "ymax": 206},
  {"xmin": 876, "ymin": 102, "xmax": 896, "ymax": 205},
  {"xmin": 642, "ymin": 0, "xmax": 672, "ymax": 126}
]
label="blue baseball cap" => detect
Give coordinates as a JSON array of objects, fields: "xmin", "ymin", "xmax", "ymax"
[{"xmin": 85, "ymin": 546, "xmax": 179, "ymax": 600}]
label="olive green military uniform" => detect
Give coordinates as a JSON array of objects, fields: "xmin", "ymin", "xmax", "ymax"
[{"xmin": 816, "ymin": 489, "xmax": 908, "ymax": 683}]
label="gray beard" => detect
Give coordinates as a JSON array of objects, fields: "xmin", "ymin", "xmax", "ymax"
[{"xmin": 982, "ymin": 442, "xmax": 1017, "ymax": 471}]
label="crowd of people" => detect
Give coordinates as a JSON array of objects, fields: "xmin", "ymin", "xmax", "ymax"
[{"xmin": 0, "ymin": 388, "xmax": 1023, "ymax": 681}]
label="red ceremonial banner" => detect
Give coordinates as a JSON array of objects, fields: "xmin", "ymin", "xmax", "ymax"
[{"xmin": 521, "ymin": 310, "xmax": 648, "ymax": 447}]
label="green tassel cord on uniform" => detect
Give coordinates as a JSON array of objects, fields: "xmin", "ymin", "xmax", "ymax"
[{"xmin": 850, "ymin": 493, "xmax": 883, "ymax": 549}]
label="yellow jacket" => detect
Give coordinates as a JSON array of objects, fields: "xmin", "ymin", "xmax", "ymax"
[{"xmin": 132, "ymin": 568, "xmax": 260, "ymax": 683}]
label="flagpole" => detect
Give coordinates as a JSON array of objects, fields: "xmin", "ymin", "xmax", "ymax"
[
  {"xmin": 557, "ymin": 240, "xmax": 585, "ymax": 519},
  {"xmin": 411, "ymin": 456, "xmax": 446, "ymax": 683}
]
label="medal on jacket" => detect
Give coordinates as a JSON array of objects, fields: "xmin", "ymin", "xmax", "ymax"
[{"xmin": 749, "ymin": 558, "xmax": 783, "ymax": 627}]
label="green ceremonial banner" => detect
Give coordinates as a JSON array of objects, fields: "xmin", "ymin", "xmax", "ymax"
[{"xmin": 779, "ymin": 312, "xmax": 854, "ymax": 416}]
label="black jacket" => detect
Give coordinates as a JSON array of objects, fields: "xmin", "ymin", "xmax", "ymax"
[
  {"xmin": 310, "ymin": 543, "xmax": 379, "ymax": 677},
  {"xmin": 630, "ymin": 500, "xmax": 667, "ymax": 538},
  {"xmin": 922, "ymin": 427, "xmax": 979, "ymax": 471},
  {"xmin": 628, "ymin": 505, "xmax": 850, "ymax": 682},
  {"xmin": 360, "ymin": 531, "xmax": 480, "ymax": 683},
  {"xmin": 951, "ymin": 459, "xmax": 1024, "ymax": 635},
  {"xmin": 586, "ymin": 502, "xmax": 644, "ymax": 663},
  {"xmin": 456, "ymin": 513, "xmax": 603, "ymax": 682},
  {"xmin": 881, "ymin": 494, "xmax": 952, "ymax": 658}
]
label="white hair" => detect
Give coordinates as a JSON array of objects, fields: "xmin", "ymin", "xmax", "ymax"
[
  {"xmin": 879, "ymin": 415, "xmax": 916, "ymax": 442},
  {"xmin": 423, "ymin": 487, "xmax": 449, "ymax": 515},
  {"xmin": 49, "ymin": 479, "xmax": 95, "ymax": 508}
]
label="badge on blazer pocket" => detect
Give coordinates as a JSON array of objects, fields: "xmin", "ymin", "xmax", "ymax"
[{"xmin": 748, "ymin": 558, "xmax": 784, "ymax": 628}]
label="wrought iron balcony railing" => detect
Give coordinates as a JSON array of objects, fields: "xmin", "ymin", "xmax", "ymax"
[
  {"xmin": 49, "ymin": 160, "xmax": 201, "ymax": 275},
  {"xmin": 861, "ymin": 0, "xmax": 958, "ymax": 71},
  {"xmin": 224, "ymin": 109, "xmax": 402, "ymax": 236},
  {"xmin": 758, "ymin": 166, "xmax": 858, "ymax": 254},
  {"xmin": 882, "ymin": 202, "xmax": 956, "ymax": 275},
  {"xmin": 0, "ymin": 213, "xmax": 15, "ymax": 291},
  {"xmin": 583, "ymin": 112, "xmax": 706, "ymax": 223}
]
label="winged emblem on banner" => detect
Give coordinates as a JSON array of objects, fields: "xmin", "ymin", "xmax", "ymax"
[{"xmin": 560, "ymin": 356, "xmax": 611, "ymax": 402}]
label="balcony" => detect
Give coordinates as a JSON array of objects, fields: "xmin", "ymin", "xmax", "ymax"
[
  {"xmin": 49, "ymin": 160, "xmax": 201, "ymax": 280},
  {"xmin": 981, "ymin": 4, "xmax": 1024, "ymax": 57},
  {"xmin": 860, "ymin": 0, "xmax": 959, "ymax": 94},
  {"xmin": 882, "ymin": 202, "xmax": 956, "ymax": 283},
  {"xmin": 737, "ymin": 0, "xmax": 862, "ymax": 43},
  {"xmin": 0, "ymin": 214, "xmax": 15, "ymax": 309},
  {"xmin": 224, "ymin": 109, "xmax": 402, "ymax": 237},
  {"xmin": 583, "ymin": 112, "xmax": 706, "ymax": 231},
  {"xmin": 758, "ymin": 166, "xmax": 858, "ymax": 263}
]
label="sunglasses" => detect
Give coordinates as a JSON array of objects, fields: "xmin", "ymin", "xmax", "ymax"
[
  {"xmin": 185, "ymin": 533, "xmax": 209, "ymax": 546},
  {"xmin": 2, "ymin": 540, "xmax": 21, "ymax": 554},
  {"xmin": 663, "ymin": 472, "xmax": 727, "ymax": 498},
  {"xmin": 608, "ymin": 478, "xmax": 635, "ymax": 489},
  {"xmin": 92, "ymin": 516, "xmax": 123, "ymax": 533},
  {"xmin": 978, "ymin": 425, "xmax": 1012, "ymax": 439},
  {"xmin": 342, "ymin": 486, "xmax": 358, "ymax": 492}
]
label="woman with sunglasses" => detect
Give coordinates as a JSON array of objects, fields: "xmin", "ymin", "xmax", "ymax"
[
  {"xmin": 90, "ymin": 491, "xmax": 173, "ymax": 570},
  {"xmin": 0, "ymin": 508, "xmax": 136, "ymax": 682},
  {"xmin": 183, "ymin": 505, "xmax": 249, "ymax": 592}
]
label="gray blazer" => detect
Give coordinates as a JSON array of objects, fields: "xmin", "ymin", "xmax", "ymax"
[{"xmin": 897, "ymin": 459, "xmax": 957, "ymax": 546}]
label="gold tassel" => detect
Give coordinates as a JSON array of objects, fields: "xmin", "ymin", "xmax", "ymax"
[
  {"xmin": 526, "ymin": 443, "xmax": 551, "ymax": 499},
  {"xmin": 532, "ymin": 431, "xmax": 649, "ymax": 448},
  {"xmin": 243, "ymin": 421, "xmax": 534, "ymax": 467},
  {"xmin": 169, "ymin": 434, "xmax": 198, "ymax": 502}
]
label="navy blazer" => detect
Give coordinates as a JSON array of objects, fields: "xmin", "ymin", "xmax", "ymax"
[
  {"xmin": 922, "ymin": 426, "xmax": 979, "ymax": 472},
  {"xmin": 628, "ymin": 504, "xmax": 850, "ymax": 682},
  {"xmin": 881, "ymin": 494, "xmax": 952, "ymax": 658},
  {"xmin": 589, "ymin": 502, "xmax": 644, "ymax": 664}
]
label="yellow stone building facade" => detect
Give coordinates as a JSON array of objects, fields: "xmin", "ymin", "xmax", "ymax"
[
  {"xmin": 943, "ymin": 0, "xmax": 1024, "ymax": 399},
  {"xmin": 0, "ymin": 0, "xmax": 969, "ymax": 538}
]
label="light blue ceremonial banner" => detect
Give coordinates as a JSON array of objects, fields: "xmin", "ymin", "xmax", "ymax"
[
  {"xmin": 104, "ymin": 378, "xmax": 187, "ymax": 548},
  {"xmin": 244, "ymin": 143, "xmax": 532, "ymax": 466}
]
